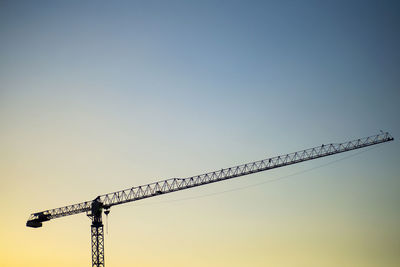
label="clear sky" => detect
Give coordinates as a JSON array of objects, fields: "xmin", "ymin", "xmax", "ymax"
[{"xmin": 1, "ymin": 1, "xmax": 399, "ymax": 266}]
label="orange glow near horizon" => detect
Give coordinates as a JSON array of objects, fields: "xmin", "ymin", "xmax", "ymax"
[{"xmin": 1, "ymin": 1, "xmax": 399, "ymax": 266}]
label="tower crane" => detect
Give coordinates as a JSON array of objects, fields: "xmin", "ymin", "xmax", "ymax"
[{"xmin": 26, "ymin": 132, "xmax": 394, "ymax": 267}]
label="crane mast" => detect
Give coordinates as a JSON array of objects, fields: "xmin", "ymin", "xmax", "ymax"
[{"xmin": 26, "ymin": 132, "xmax": 394, "ymax": 267}]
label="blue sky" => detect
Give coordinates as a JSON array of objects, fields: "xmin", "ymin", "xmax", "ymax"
[
  {"xmin": 2, "ymin": 1, "xmax": 398, "ymax": 139},
  {"xmin": 0, "ymin": 1, "xmax": 399, "ymax": 266}
]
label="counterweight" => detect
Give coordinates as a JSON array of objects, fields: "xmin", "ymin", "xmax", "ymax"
[{"xmin": 26, "ymin": 132, "xmax": 394, "ymax": 267}]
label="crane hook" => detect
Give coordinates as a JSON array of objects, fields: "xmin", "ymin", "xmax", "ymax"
[{"xmin": 104, "ymin": 209, "xmax": 110, "ymax": 234}]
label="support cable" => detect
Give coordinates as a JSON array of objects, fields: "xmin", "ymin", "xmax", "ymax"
[{"xmin": 132, "ymin": 145, "xmax": 380, "ymax": 206}]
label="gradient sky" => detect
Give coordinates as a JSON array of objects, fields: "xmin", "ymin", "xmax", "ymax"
[{"xmin": 1, "ymin": 1, "xmax": 399, "ymax": 266}]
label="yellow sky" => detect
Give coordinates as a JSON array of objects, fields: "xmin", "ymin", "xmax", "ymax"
[{"xmin": 1, "ymin": 1, "xmax": 400, "ymax": 266}]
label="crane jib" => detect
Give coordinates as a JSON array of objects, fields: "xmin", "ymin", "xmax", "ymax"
[{"xmin": 26, "ymin": 132, "xmax": 394, "ymax": 227}]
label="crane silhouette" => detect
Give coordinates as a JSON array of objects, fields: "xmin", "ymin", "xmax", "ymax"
[{"xmin": 27, "ymin": 132, "xmax": 394, "ymax": 267}]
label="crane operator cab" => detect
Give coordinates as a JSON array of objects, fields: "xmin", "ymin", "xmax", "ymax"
[{"xmin": 89, "ymin": 196, "xmax": 104, "ymax": 227}]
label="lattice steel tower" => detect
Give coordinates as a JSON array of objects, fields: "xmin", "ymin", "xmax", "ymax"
[{"xmin": 26, "ymin": 132, "xmax": 394, "ymax": 267}]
